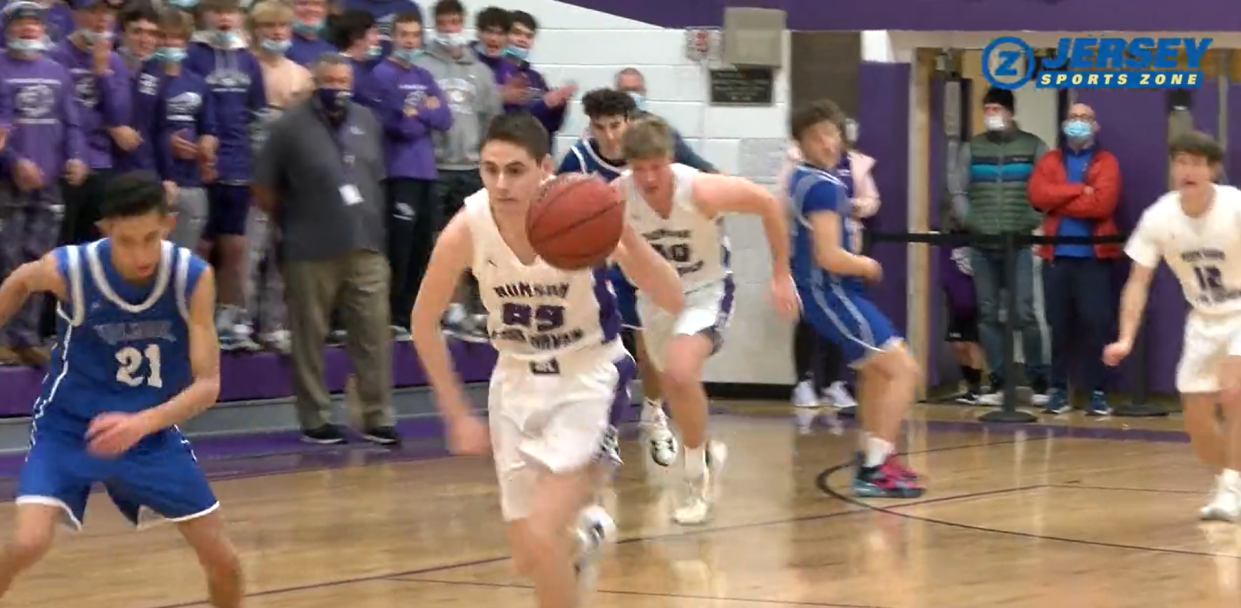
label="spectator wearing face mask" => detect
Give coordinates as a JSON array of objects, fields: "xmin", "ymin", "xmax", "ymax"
[
  {"xmin": 414, "ymin": 0, "xmax": 500, "ymax": 339},
  {"xmin": 360, "ymin": 10, "xmax": 451, "ymax": 339},
  {"xmin": 0, "ymin": 0, "xmax": 86, "ymax": 367},
  {"xmin": 48, "ymin": 0, "xmax": 128, "ymax": 245},
  {"xmin": 497, "ymin": 11, "xmax": 571, "ymax": 148},
  {"xmin": 0, "ymin": 0, "xmax": 75, "ymax": 47},
  {"xmin": 184, "ymin": 0, "xmax": 266, "ymax": 351},
  {"xmin": 152, "ymin": 6, "xmax": 216, "ymax": 253},
  {"xmin": 946, "ymin": 86, "xmax": 1050, "ymax": 406},
  {"xmin": 1028, "ymin": 102, "xmax": 1122, "ymax": 416},
  {"xmin": 286, "ymin": 0, "xmax": 334, "ymax": 66},
  {"xmin": 613, "ymin": 66, "xmax": 716, "ymax": 173},
  {"xmin": 469, "ymin": 5, "xmax": 507, "ymax": 75},
  {"xmin": 328, "ymin": 9, "xmax": 381, "ymax": 102}
]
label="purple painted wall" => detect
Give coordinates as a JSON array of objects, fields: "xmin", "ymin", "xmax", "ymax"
[{"xmin": 561, "ymin": 0, "xmax": 1241, "ymax": 32}]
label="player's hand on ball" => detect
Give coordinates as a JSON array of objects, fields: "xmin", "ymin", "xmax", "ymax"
[
  {"xmin": 447, "ymin": 415, "xmax": 490, "ymax": 456},
  {"xmin": 1102, "ymin": 340, "xmax": 1133, "ymax": 367},
  {"xmin": 87, "ymin": 412, "xmax": 153, "ymax": 457},
  {"xmin": 769, "ymin": 274, "xmax": 800, "ymax": 321}
]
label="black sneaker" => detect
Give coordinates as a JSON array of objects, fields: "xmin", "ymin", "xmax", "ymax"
[
  {"xmin": 362, "ymin": 426, "xmax": 401, "ymax": 446},
  {"xmin": 301, "ymin": 424, "xmax": 346, "ymax": 444}
]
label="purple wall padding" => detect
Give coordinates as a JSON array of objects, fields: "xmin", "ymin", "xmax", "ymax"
[
  {"xmin": 856, "ymin": 62, "xmax": 911, "ymax": 342},
  {"xmin": 0, "ymin": 342, "xmax": 498, "ymax": 417}
]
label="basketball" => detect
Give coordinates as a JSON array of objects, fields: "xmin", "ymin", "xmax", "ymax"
[{"xmin": 527, "ymin": 173, "xmax": 625, "ymax": 270}]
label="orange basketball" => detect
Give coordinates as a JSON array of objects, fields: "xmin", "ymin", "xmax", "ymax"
[{"xmin": 527, "ymin": 173, "xmax": 625, "ymax": 270}]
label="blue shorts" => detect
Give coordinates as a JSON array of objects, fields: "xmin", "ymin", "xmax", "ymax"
[
  {"xmin": 17, "ymin": 430, "xmax": 219, "ymax": 530},
  {"xmin": 801, "ymin": 282, "xmax": 901, "ymax": 368},
  {"xmin": 607, "ymin": 265, "xmax": 641, "ymax": 329}
]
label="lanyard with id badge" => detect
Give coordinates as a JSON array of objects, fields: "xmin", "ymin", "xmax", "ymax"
[{"xmin": 329, "ymin": 119, "xmax": 365, "ymax": 206}]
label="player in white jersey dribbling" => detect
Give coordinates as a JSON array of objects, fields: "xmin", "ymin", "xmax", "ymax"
[
  {"xmin": 1105, "ymin": 131, "xmax": 1241, "ymax": 522},
  {"xmin": 410, "ymin": 113, "xmax": 685, "ymax": 608},
  {"xmin": 614, "ymin": 117, "xmax": 800, "ymax": 525}
]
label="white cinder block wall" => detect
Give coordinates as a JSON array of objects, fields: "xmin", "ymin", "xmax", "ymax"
[{"xmin": 445, "ymin": 0, "xmax": 795, "ymax": 385}]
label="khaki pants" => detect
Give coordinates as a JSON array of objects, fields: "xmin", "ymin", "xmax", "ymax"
[{"xmin": 284, "ymin": 249, "xmax": 394, "ymax": 430}]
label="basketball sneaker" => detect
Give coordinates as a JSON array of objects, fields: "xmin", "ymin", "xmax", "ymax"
[
  {"xmin": 672, "ymin": 440, "xmax": 728, "ymax": 525},
  {"xmin": 574, "ymin": 504, "xmax": 617, "ymax": 600},
  {"xmin": 641, "ymin": 401, "xmax": 679, "ymax": 466},
  {"xmin": 1200, "ymin": 473, "xmax": 1241, "ymax": 522},
  {"xmin": 852, "ymin": 456, "xmax": 925, "ymax": 499}
]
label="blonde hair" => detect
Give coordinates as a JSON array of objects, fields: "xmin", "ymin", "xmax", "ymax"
[
  {"xmin": 249, "ymin": 0, "xmax": 293, "ymax": 28},
  {"xmin": 620, "ymin": 116, "xmax": 675, "ymax": 161},
  {"xmin": 158, "ymin": 7, "xmax": 196, "ymax": 39}
]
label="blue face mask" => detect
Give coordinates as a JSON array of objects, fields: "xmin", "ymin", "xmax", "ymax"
[
  {"xmin": 1063, "ymin": 119, "xmax": 1092, "ymax": 140},
  {"xmin": 316, "ymin": 87, "xmax": 351, "ymax": 115},
  {"xmin": 168, "ymin": 0, "xmax": 198, "ymax": 8},
  {"xmin": 393, "ymin": 48, "xmax": 423, "ymax": 64},
  {"xmin": 436, "ymin": 32, "xmax": 466, "ymax": 49},
  {"xmin": 79, "ymin": 29, "xmax": 113, "ymax": 45},
  {"xmin": 366, "ymin": 44, "xmax": 382, "ymax": 58},
  {"xmin": 213, "ymin": 29, "xmax": 240, "ymax": 47},
  {"xmin": 503, "ymin": 45, "xmax": 528, "ymax": 61},
  {"xmin": 261, "ymin": 38, "xmax": 291, "ymax": 54},
  {"xmin": 626, "ymin": 91, "xmax": 646, "ymax": 111},
  {"xmin": 293, "ymin": 20, "xmax": 323, "ymax": 35},
  {"xmin": 7, "ymin": 37, "xmax": 44, "ymax": 54},
  {"xmin": 157, "ymin": 46, "xmax": 186, "ymax": 63}
]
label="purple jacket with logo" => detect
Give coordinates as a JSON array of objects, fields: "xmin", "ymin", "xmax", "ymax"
[
  {"xmin": 359, "ymin": 56, "xmax": 453, "ymax": 180},
  {"xmin": 0, "ymin": 51, "xmax": 86, "ymax": 181},
  {"xmin": 46, "ymin": 39, "xmax": 131, "ymax": 170}
]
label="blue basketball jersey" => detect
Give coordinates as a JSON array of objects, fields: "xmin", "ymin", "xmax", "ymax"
[
  {"xmin": 33, "ymin": 240, "xmax": 209, "ymax": 442},
  {"xmin": 788, "ymin": 163, "xmax": 861, "ymax": 294},
  {"xmin": 557, "ymin": 138, "xmax": 627, "ymax": 181}
]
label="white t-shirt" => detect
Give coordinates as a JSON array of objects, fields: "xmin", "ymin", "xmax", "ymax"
[{"xmin": 1125, "ymin": 184, "xmax": 1241, "ymax": 315}]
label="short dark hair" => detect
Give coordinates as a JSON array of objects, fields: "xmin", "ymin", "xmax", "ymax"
[
  {"xmin": 101, "ymin": 171, "xmax": 169, "ymax": 219},
  {"xmin": 432, "ymin": 0, "xmax": 464, "ymax": 19},
  {"xmin": 1169, "ymin": 130, "xmax": 1225, "ymax": 164},
  {"xmin": 483, "ymin": 113, "xmax": 550, "ymax": 161},
  {"xmin": 789, "ymin": 99, "xmax": 847, "ymax": 142},
  {"xmin": 120, "ymin": 5, "xmax": 158, "ymax": 29},
  {"xmin": 508, "ymin": 10, "xmax": 536, "ymax": 33},
  {"xmin": 581, "ymin": 88, "xmax": 635, "ymax": 120},
  {"xmin": 328, "ymin": 9, "xmax": 375, "ymax": 50},
  {"xmin": 474, "ymin": 6, "xmax": 509, "ymax": 31},
  {"xmin": 393, "ymin": 10, "xmax": 422, "ymax": 27}
]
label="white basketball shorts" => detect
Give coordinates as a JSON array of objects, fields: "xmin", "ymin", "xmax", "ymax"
[
  {"xmin": 488, "ymin": 339, "xmax": 634, "ymax": 521},
  {"xmin": 637, "ymin": 277, "xmax": 736, "ymax": 372},
  {"xmin": 1176, "ymin": 311, "xmax": 1241, "ymax": 393}
]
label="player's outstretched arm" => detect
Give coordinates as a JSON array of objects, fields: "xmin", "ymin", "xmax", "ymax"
[
  {"xmin": 692, "ymin": 174, "xmax": 791, "ymax": 277},
  {"xmin": 1117, "ymin": 262, "xmax": 1155, "ymax": 346},
  {"xmin": 612, "ymin": 222, "xmax": 684, "ymax": 316},
  {"xmin": 0, "ymin": 253, "xmax": 67, "ymax": 329},
  {"xmin": 410, "ymin": 213, "xmax": 475, "ymax": 421},
  {"xmin": 140, "ymin": 267, "xmax": 222, "ymax": 431}
]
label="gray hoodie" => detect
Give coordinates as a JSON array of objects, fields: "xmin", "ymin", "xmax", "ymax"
[{"xmin": 414, "ymin": 43, "xmax": 501, "ymax": 170}]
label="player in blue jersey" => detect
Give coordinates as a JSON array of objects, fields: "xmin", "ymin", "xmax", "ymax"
[
  {"xmin": 556, "ymin": 87, "xmax": 679, "ymax": 468},
  {"xmin": 0, "ymin": 172, "xmax": 243, "ymax": 607},
  {"xmin": 787, "ymin": 101, "xmax": 925, "ymax": 499}
]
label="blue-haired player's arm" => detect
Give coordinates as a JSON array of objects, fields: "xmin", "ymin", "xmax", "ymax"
[
  {"xmin": 136, "ymin": 267, "xmax": 221, "ymax": 431},
  {"xmin": 801, "ymin": 179, "xmax": 881, "ymax": 280},
  {"xmin": 611, "ymin": 221, "xmax": 683, "ymax": 316},
  {"xmin": 409, "ymin": 213, "xmax": 489, "ymax": 455},
  {"xmin": 0, "ymin": 254, "xmax": 68, "ymax": 328}
]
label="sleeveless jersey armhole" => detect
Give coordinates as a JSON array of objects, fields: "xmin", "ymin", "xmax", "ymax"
[
  {"xmin": 54, "ymin": 246, "xmax": 86, "ymax": 326},
  {"xmin": 176, "ymin": 247, "xmax": 208, "ymax": 323}
]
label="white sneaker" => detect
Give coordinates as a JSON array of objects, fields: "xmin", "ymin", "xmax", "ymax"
[
  {"xmin": 672, "ymin": 441, "xmax": 728, "ymax": 526},
  {"xmin": 574, "ymin": 505, "xmax": 617, "ymax": 600},
  {"xmin": 822, "ymin": 381, "xmax": 857, "ymax": 410},
  {"xmin": 641, "ymin": 402, "xmax": 679, "ymax": 467},
  {"xmin": 791, "ymin": 381, "xmax": 818, "ymax": 408},
  {"xmin": 1200, "ymin": 476, "xmax": 1241, "ymax": 522}
]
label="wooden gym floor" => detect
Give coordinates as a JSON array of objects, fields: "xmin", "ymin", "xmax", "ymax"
[{"xmin": 2, "ymin": 402, "xmax": 1239, "ymax": 608}]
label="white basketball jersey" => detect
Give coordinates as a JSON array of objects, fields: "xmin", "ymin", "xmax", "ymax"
[
  {"xmin": 463, "ymin": 189, "xmax": 622, "ymax": 361},
  {"xmin": 1126, "ymin": 185, "xmax": 1241, "ymax": 316},
  {"xmin": 619, "ymin": 163, "xmax": 731, "ymax": 293}
]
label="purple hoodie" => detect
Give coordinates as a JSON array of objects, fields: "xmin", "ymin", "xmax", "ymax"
[
  {"xmin": 360, "ymin": 55, "xmax": 453, "ymax": 180},
  {"xmin": 939, "ymin": 240, "xmax": 977, "ymax": 317},
  {"xmin": 47, "ymin": 37, "xmax": 131, "ymax": 170},
  {"xmin": 112, "ymin": 58, "xmax": 162, "ymax": 172},
  {"xmin": 184, "ymin": 34, "xmax": 266, "ymax": 183},
  {"xmin": 154, "ymin": 67, "xmax": 217, "ymax": 188},
  {"xmin": 0, "ymin": 51, "xmax": 85, "ymax": 181},
  {"xmin": 287, "ymin": 30, "xmax": 335, "ymax": 67},
  {"xmin": 499, "ymin": 57, "xmax": 564, "ymax": 145}
]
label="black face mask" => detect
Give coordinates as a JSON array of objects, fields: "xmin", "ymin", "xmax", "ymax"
[{"xmin": 316, "ymin": 87, "xmax": 351, "ymax": 121}]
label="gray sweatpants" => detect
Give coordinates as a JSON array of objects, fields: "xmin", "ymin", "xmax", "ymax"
[
  {"xmin": 0, "ymin": 182, "xmax": 63, "ymax": 348},
  {"xmin": 170, "ymin": 186, "xmax": 208, "ymax": 251},
  {"xmin": 244, "ymin": 209, "xmax": 285, "ymax": 335}
]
